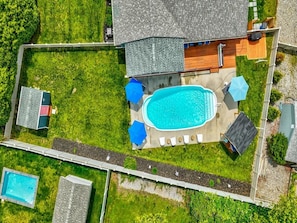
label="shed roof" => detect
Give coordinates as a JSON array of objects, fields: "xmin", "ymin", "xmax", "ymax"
[
  {"xmin": 224, "ymin": 112, "xmax": 258, "ymax": 155},
  {"xmin": 125, "ymin": 37, "xmax": 184, "ymax": 76},
  {"xmin": 112, "ymin": 0, "xmax": 249, "ymax": 45},
  {"xmin": 16, "ymin": 87, "xmax": 44, "ymax": 130},
  {"xmin": 284, "ymin": 102, "xmax": 297, "ymax": 163},
  {"xmin": 52, "ymin": 175, "xmax": 92, "ymax": 223}
]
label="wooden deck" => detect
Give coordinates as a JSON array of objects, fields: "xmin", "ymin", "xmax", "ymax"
[{"xmin": 184, "ymin": 35, "xmax": 266, "ymax": 71}]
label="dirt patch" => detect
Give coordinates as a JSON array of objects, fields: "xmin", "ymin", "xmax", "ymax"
[{"xmin": 53, "ymin": 138, "xmax": 251, "ymax": 196}]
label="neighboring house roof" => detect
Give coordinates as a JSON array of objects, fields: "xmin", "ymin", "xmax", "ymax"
[
  {"xmin": 112, "ymin": 0, "xmax": 249, "ymax": 45},
  {"xmin": 52, "ymin": 175, "xmax": 93, "ymax": 223},
  {"xmin": 283, "ymin": 102, "xmax": 297, "ymax": 163},
  {"xmin": 224, "ymin": 112, "xmax": 258, "ymax": 155},
  {"xmin": 16, "ymin": 86, "xmax": 51, "ymax": 130},
  {"xmin": 125, "ymin": 37, "xmax": 184, "ymax": 76}
]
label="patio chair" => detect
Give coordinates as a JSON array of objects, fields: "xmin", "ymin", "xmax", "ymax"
[
  {"xmin": 183, "ymin": 135, "xmax": 189, "ymax": 144},
  {"xmin": 159, "ymin": 137, "xmax": 165, "ymax": 147},
  {"xmin": 197, "ymin": 134, "xmax": 203, "ymax": 143},
  {"xmin": 170, "ymin": 137, "xmax": 176, "ymax": 146}
]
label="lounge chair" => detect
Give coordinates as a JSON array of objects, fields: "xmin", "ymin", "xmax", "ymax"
[
  {"xmin": 159, "ymin": 137, "xmax": 165, "ymax": 147},
  {"xmin": 170, "ymin": 137, "xmax": 176, "ymax": 146},
  {"xmin": 197, "ymin": 134, "xmax": 203, "ymax": 143},
  {"xmin": 183, "ymin": 135, "xmax": 190, "ymax": 144}
]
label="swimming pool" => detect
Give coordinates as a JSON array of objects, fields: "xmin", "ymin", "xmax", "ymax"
[
  {"xmin": 0, "ymin": 168, "xmax": 39, "ymax": 208},
  {"xmin": 142, "ymin": 85, "xmax": 217, "ymax": 131}
]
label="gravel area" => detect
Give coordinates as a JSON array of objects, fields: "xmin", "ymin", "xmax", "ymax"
[
  {"xmin": 53, "ymin": 138, "xmax": 251, "ymax": 196},
  {"xmin": 276, "ymin": 0, "xmax": 297, "ymax": 45},
  {"xmin": 117, "ymin": 174, "xmax": 185, "ymax": 202}
]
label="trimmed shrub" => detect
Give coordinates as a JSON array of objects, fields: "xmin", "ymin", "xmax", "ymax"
[
  {"xmin": 266, "ymin": 133, "xmax": 288, "ymax": 165},
  {"xmin": 273, "ymin": 70, "xmax": 283, "ymax": 84},
  {"xmin": 152, "ymin": 167, "xmax": 158, "ymax": 174},
  {"xmin": 123, "ymin": 156, "xmax": 137, "ymax": 170},
  {"xmin": 209, "ymin": 179, "xmax": 215, "ymax": 187},
  {"xmin": 267, "ymin": 106, "xmax": 280, "ymax": 122},
  {"xmin": 270, "ymin": 89, "xmax": 282, "ymax": 105},
  {"xmin": 275, "ymin": 52, "xmax": 285, "ymax": 66}
]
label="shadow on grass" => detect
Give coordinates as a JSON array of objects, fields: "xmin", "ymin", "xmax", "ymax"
[
  {"xmin": 219, "ymin": 142, "xmax": 240, "ymax": 161},
  {"xmin": 86, "ymin": 187, "xmax": 97, "ymax": 223}
]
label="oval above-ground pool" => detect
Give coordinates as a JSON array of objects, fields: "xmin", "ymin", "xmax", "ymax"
[{"xmin": 142, "ymin": 85, "xmax": 217, "ymax": 131}]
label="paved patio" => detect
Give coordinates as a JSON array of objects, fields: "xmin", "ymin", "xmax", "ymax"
[{"xmin": 129, "ymin": 68, "xmax": 239, "ymax": 149}]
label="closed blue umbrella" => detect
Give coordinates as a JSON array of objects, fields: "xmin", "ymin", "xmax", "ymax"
[
  {"xmin": 128, "ymin": 120, "xmax": 147, "ymax": 145},
  {"xmin": 125, "ymin": 79, "xmax": 144, "ymax": 104},
  {"xmin": 228, "ymin": 76, "xmax": 249, "ymax": 102}
]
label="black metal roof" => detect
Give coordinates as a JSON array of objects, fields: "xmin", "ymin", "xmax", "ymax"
[
  {"xmin": 112, "ymin": 0, "xmax": 249, "ymax": 45},
  {"xmin": 224, "ymin": 112, "xmax": 258, "ymax": 155}
]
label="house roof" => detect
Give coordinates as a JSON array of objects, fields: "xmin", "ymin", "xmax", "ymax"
[
  {"xmin": 16, "ymin": 87, "xmax": 44, "ymax": 130},
  {"xmin": 52, "ymin": 175, "xmax": 93, "ymax": 223},
  {"xmin": 112, "ymin": 0, "xmax": 249, "ymax": 45},
  {"xmin": 125, "ymin": 37, "xmax": 184, "ymax": 76},
  {"xmin": 224, "ymin": 112, "xmax": 258, "ymax": 155},
  {"xmin": 284, "ymin": 102, "xmax": 297, "ymax": 163}
]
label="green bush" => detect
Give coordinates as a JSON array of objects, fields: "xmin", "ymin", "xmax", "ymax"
[
  {"xmin": 270, "ymin": 88, "xmax": 282, "ymax": 104},
  {"xmin": 267, "ymin": 106, "xmax": 280, "ymax": 122},
  {"xmin": 209, "ymin": 179, "xmax": 215, "ymax": 187},
  {"xmin": 105, "ymin": 6, "xmax": 113, "ymax": 27},
  {"xmin": 273, "ymin": 70, "xmax": 283, "ymax": 84},
  {"xmin": 266, "ymin": 133, "xmax": 288, "ymax": 165},
  {"xmin": 123, "ymin": 156, "xmax": 137, "ymax": 170},
  {"xmin": 152, "ymin": 167, "xmax": 158, "ymax": 174},
  {"xmin": 275, "ymin": 52, "xmax": 285, "ymax": 66}
]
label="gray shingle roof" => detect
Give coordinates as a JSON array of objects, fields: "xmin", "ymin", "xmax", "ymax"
[
  {"xmin": 125, "ymin": 37, "xmax": 184, "ymax": 76},
  {"xmin": 224, "ymin": 112, "xmax": 258, "ymax": 155},
  {"xmin": 52, "ymin": 175, "xmax": 92, "ymax": 223},
  {"xmin": 113, "ymin": 0, "xmax": 249, "ymax": 45},
  {"xmin": 284, "ymin": 102, "xmax": 297, "ymax": 163},
  {"xmin": 16, "ymin": 87, "xmax": 44, "ymax": 130}
]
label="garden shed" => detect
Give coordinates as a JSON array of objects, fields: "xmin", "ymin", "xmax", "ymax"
[
  {"xmin": 16, "ymin": 86, "xmax": 51, "ymax": 130},
  {"xmin": 52, "ymin": 175, "xmax": 93, "ymax": 223},
  {"xmin": 221, "ymin": 112, "xmax": 257, "ymax": 155}
]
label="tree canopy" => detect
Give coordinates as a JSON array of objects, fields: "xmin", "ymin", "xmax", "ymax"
[{"xmin": 0, "ymin": 0, "xmax": 39, "ymax": 126}]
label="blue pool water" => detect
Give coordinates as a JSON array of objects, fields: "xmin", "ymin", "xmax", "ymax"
[
  {"xmin": 0, "ymin": 168, "xmax": 39, "ymax": 208},
  {"xmin": 142, "ymin": 85, "xmax": 217, "ymax": 131}
]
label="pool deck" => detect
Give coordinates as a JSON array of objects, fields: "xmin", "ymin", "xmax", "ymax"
[{"xmin": 130, "ymin": 68, "xmax": 238, "ymax": 149}]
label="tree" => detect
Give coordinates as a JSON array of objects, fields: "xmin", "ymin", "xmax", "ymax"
[
  {"xmin": 267, "ymin": 106, "xmax": 280, "ymax": 122},
  {"xmin": 0, "ymin": 0, "xmax": 39, "ymax": 126},
  {"xmin": 269, "ymin": 195, "xmax": 297, "ymax": 223},
  {"xmin": 266, "ymin": 133, "xmax": 288, "ymax": 165}
]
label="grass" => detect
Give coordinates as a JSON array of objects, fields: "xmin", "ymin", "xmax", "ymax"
[
  {"xmin": 14, "ymin": 48, "xmax": 129, "ymax": 150},
  {"xmin": 104, "ymin": 174, "xmax": 191, "ymax": 223},
  {"xmin": 0, "ymin": 146, "xmax": 106, "ymax": 222},
  {"xmin": 257, "ymin": 0, "xmax": 278, "ymax": 22},
  {"xmin": 35, "ymin": 0, "xmax": 106, "ymax": 43}
]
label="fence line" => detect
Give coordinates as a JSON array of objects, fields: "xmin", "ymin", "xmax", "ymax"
[
  {"xmin": 250, "ymin": 28, "xmax": 280, "ymax": 201},
  {"xmin": 100, "ymin": 170, "xmax": 111, "ymax": 223},
  {"xmin": 278, "ymin": 42, "xmax": 297, "ymax": 52},
  {"xmin": 1, "ymin": 139, "xmax": 267, "ymax": 207}
]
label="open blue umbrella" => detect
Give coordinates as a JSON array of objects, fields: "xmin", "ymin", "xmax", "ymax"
[
  {"xmin": 125, "ymin": 78, "xmax": 143, "ymax": 104},
  {"xmin": 228, "ymin": 76, "xmax": 249, "ymax": 102},
  {"xmin": 128, "ymin": 120, "xmax": 147, "ymax": 145}
]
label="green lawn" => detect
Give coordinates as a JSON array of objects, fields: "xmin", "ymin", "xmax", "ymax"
[
  {"xmin": 0, "ymin": 146, "xmax": 106, "ymax": 223},
  {"xmin": 104, "ymin": 174, "xmax": 191, "ymax": 223},
  {"xmin": 36, "ymin": 0, "xmax": 106, "ymax": 43},
  {"xmin": 14, "ymin": 48, "xmax": 129, "ymax": 150},
  {"xmin": 257, "ymin": 0, "xmax": 278, "ymax": 22}
]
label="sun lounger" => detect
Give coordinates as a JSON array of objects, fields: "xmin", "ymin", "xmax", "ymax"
[
  {"xmin": 170, "ymin": 137, "xmax": 176, "ymax": 146},
  {"xmin": 159, "ymin": 137, "xmax": 165, "ymax": 147},
  {"xmin": 197, "ymin": 134, "xmax": 203, "ymax": 143},
  {"xmin": 183, "ymin": 135, "xmax": 189, "ymax": 144}
]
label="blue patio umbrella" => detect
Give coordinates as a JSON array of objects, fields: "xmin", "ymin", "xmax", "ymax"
[
  {"xmin": 228, "ymin": 76, "xmax": 249, "ymax": 102},
  {"xmin": 128, "ymin": 120, "xmax": 147, "ymax": 145},
  {"xmin": 125, "ymin": 78, "xmax": 144, "ymax": 104}
]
